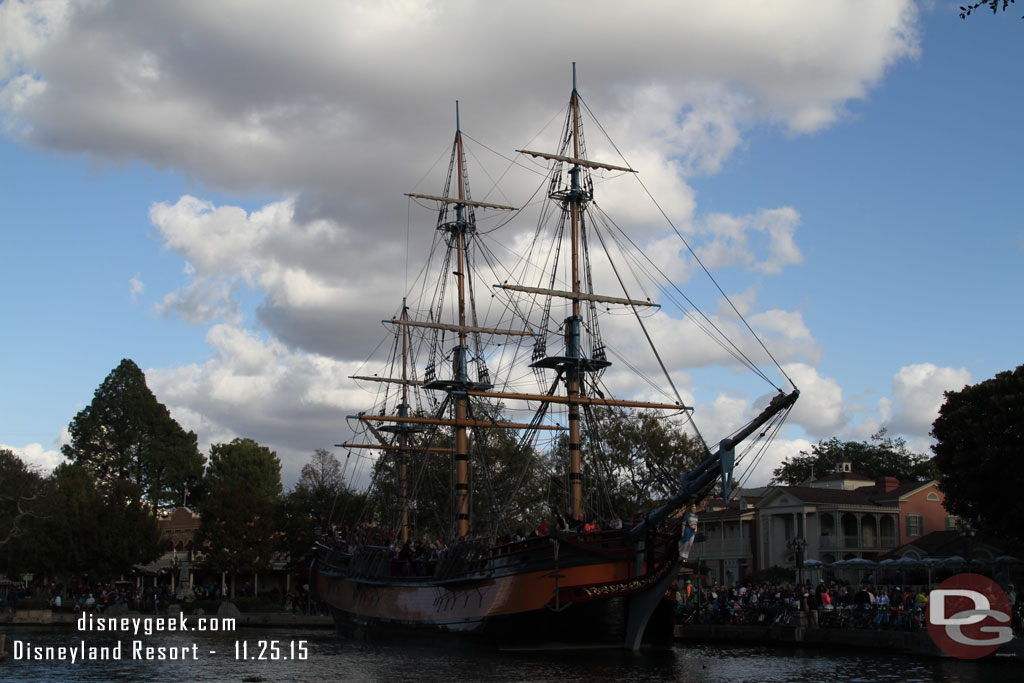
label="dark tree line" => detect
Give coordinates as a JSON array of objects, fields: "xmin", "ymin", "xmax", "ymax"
[
  {"xmin": 0, "ymin": 359, "xmax": 365, "ymax": 589},
  {"xmin": 770, "ymin": 430, "xmax": 937, "ymax": 486},
  {"xmin": 931, "ymin": 365, "xmax": 1024, "ymax": 546},
  {"xmin": 8, "ymin": 356, "xmax": 1019, "ymax": 585}
]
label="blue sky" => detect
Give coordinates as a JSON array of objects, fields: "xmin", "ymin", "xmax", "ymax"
[
  {"xmin": 695, "ymin": 11, "xmax": 1023, "ymax": 407},
  {"xmin": 2, "ymin": 1, "xmax": 1021, "ymax": 487}
]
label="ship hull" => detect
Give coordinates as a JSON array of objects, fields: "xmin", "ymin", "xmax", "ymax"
[{"xmin": 311, "ymin": 531, "xmax": 679, "ymax": 650}]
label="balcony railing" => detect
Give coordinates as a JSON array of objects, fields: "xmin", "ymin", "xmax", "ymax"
[
  {"xmin": 820, "ymin": 534, "xmax": 898, "ymax": 550},
  {"xmin": 701, "ymin": 538, "xmax": 751, "ymax": 556}
]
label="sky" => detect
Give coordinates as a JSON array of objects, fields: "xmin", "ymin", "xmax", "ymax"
[{"xmin": 1, "ymin": 1, "xmax": 1021, "ymax": 491}]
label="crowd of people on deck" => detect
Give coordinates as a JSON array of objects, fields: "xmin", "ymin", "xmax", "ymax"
[
  {"xmin": 673, "ymin": 579, "xmax": 1023, "ymax": 634},
  {"xmin": 319, "ymin": 516, "xmax": 636, "ymax": 578}
]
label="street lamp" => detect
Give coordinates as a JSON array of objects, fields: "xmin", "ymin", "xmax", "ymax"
[{"xmin": 789, "ymin": 537, "xmax": 807, "ymax": 586}]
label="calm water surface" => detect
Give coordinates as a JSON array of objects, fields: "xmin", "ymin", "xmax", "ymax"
[{"xmin": 0, "ymin": 626, "xmax": 1015, "ymax": 682}]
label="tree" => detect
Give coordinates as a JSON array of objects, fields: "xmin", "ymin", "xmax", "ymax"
[
  {"xmin": 959, "ymin": 1, "xmax": 1020, "ymax": 19},
  {"xmin": 360, "ymin": 400, "xmax": 553, "ymax": 541},
  {"xmin": 468, "ymin": 403, "xmax": 549, "ymax": 538},
  {"xmin": 39, "ymin": 464, "xmax": 161, "ymax": 579},
  {"xmin": 203, "ymin": 437, "xmax": 283, "ymax": 501},
  {"xmin": 0, "ymin": 449, "xmax": 47, "ymax": 547},
  {"xmin": 552, "ymin": 409, "xmax": 706, "ymax": 522},
  {"xmin": 278, "ymin": 449, "xmax": 364, "ymax": 570},
  {"xmin": 0, "ymin": 449, "xmax": 51, "ymax": 577},
  {"xmin": 62, "ymin": 359, "xmax": 204, "ymax": 510},
  {"xmin": 931, "ymin": 365, "xmax": 1024, "ymax": 545},
  {"xmin": 196, "ymin": 438, "xmax": 283, "ymax": 596},
  {"xmin": 770, "ymin": 430, "xmax": 936, "ymax": 486},
  {"xmin": 297, "ymin": 449, "xmax": 346, "ymax": 502}
]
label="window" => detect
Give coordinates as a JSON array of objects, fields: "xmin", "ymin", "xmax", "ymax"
[
  {"xmin": 945, "ymin": 516, "xmax": 959, "ymax": 531},
  {"xmin": 927, "ymin": 492, "xmax": 940, "ymax": 502},
  {"xmin": 906, "ymin": 514, "xmax": 923, "ymax": 537}
]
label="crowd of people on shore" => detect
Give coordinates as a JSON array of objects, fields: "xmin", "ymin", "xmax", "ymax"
[
  {"xmin": 674, "ymin": 579, "xmax": 1022, "ymax": 634},
  {"xmin": 18, "ymin": 582, "xmax": 176, "ymax": 614}
]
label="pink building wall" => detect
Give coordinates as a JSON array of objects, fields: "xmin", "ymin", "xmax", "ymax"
[{"xmin": 898, "ymin": 482, "xmax": 949, "ymax": 542}]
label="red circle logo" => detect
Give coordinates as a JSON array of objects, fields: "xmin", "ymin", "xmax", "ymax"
[{"xmin": 926, "ymin": 573, "xmax": 1013, "ymax": 659}]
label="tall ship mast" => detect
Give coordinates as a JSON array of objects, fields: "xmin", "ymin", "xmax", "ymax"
[{"xmin": 313, "ymin": 66, "xmax": 798, "ymax": 650}]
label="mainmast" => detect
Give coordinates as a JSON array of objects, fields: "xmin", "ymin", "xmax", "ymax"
[
  {"xmin": 566, "ymin": 66, "xmax": 584, "ymax": 523},
  {"xmin": 453, "ymin": 104, "xmax": 471, "ymax": 539},
  {"xmin": 398, "ymin": 298, "xmax": 410, "ymax": 544}
]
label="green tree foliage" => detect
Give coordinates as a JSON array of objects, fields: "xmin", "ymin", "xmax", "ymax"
[
  {"xmin": 0, "ymin": 449, "xmax": 50, "ymax": 576},
  {"xmin": 41, "ymin": 464, "xmax": 161, "ymax": 578},
  {"xmin": 0, "ymin": 449, "xmax": 47, "ymax": 546},
  {"xmin": 557, "ymin": 409, "xmax": 706, "ymax": 522},
  {"xmin": 468, "ymin": 403, "xmax": 548, "ymax": 538},
  {"xmin": 770, "ymin": 430, "xmax": 937, "ymax": 486},
  {"xmin": 931, "ymin": 365, "xmax": 1024, "ymax": 545},
  {"xmin": 362, "ymin": 401, "xmax": 549, "ymax": 541},
  {"xmin": 959, "ymin": 1, "xmax": 1020, "ymax": 19},
  {"xmin": 278, "ymin": 449, "xmax": 364, "ymax": 569},
  {"xmin": 62, "ymin": 359, "xmax": 204, "ymax": 510},
  {"xmin": 203, "ymin": 437, "xmax": 283, "ymax": 501},
  {"xmin": 366, "ymin": 435, "xmax": 454, "ymax": 541},
  {"xmin": 196, "ymin": 438, "xmax": 283, "ymax": 593}
]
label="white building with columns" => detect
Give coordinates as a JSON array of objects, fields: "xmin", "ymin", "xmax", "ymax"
[
  {"xmin": 693, "ymin": 466, "xmax": 948, "ymax": 585},
  {"xmin": 755, "ymin": 484, "xmax": 903, "ymax": 570}
]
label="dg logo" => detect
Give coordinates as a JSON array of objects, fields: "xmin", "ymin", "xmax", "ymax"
[{"xmin": 927, "ymin": 573, "xmax": 1013, "ymax": 659}]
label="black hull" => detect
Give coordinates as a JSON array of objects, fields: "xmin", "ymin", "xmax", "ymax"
[{"xmin": 327, "ymin": 594, "xmax": 676, "ymax": 650}]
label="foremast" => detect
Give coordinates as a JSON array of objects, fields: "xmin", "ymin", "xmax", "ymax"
[{"xmin": 395, "ymin": 103, "xmax": 522, "ymax": 540}]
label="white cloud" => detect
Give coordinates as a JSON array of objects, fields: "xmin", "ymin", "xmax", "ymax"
[
  {"xmin": 737, "ymin": 437, "xmax": 814, "ymax": 489},
  {"xmin": 0, "ymin": 1, "xmax": 922, "ymax": 489},
  {"xmin": 884, "ymin": 363, "xmax": 971, "ymax": 438},
  {"xmin": 3, "ymin": 442, "xmax": 66, "ymax": 475},
  {"xmin": 2, "ymin": 2, "xmax": 919, "ymax": 206},
  {"xmin": 696, "ymin": 208, "xmax": 803, "ymax": 275},
  {"xmin": 145, "ymin": 327, "xmax": 374, "ymax": 487},
  {"xmin": 129, "ymin": 273, "xmax": 144, "ymax": 302},
  {"xmin": 783, "ymin": 363, "xmax": 846, "ymax": 438}
]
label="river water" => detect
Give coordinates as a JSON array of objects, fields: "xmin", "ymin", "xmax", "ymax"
[{"xmin": 0, "ymin": 626, "xmax": 1015, "ymax": 682}]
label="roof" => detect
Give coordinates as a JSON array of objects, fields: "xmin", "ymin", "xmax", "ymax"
[
  {"xmin": 734, "ymin": 486, "xmax": 770, "ymax": 498},
  {"xmin": 885, "ymin": 530, "xmax": 1008, "ymax": 559},
  {"xmin": 703, "ymin": 495, "xmax": 763, "ymax": 512},
  {"xmin": 700, "ymin": 505, "xmax": 757, "ymax": 521},
  {"xmin": 762, "ymin": 486, "xmax": 888, "ymax": 506},
  {"xmin": 812, "ymin": 470, "xmax": 874, "ymax": 483},
  {"xmin": 858, "ymin": 480, "xmax": 938, "ymax": 502}
]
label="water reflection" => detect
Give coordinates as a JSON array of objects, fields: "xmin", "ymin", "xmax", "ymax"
[{"xmin": 0, "ymin": 627, "xmax": 1015, "ymax": 682}]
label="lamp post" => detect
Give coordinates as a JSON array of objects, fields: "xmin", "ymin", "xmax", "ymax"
[{"xmin": 789, "ymin": 537, "xmax": 807, "ymax": 586}]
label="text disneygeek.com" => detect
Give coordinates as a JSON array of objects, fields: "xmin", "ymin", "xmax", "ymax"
[{"xmin": 10, "ymin": 612, "xmax": 309, "ymax": 662}]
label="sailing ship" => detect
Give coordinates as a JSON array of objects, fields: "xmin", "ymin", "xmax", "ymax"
[{"xmin": 311, "ymin": 66, "xmax": 799, "ymax": 650}]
